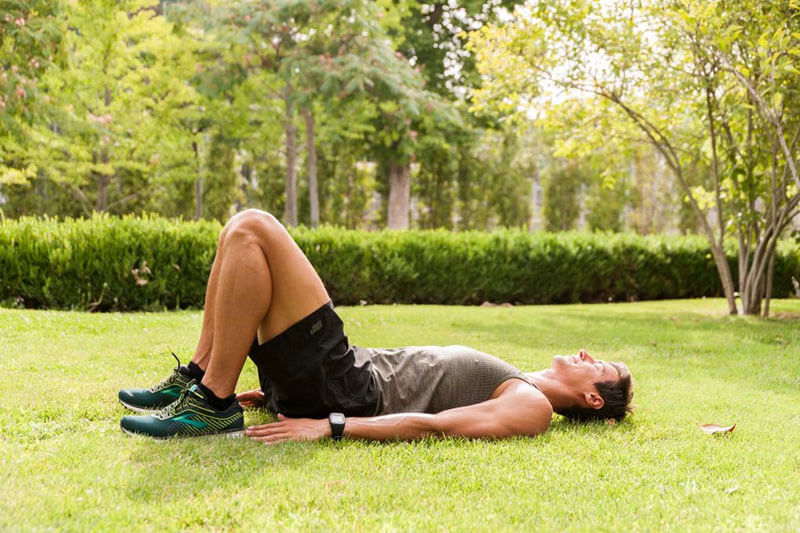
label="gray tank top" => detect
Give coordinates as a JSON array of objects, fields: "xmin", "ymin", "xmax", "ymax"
[{"xmin": 353, "ymin": 345, "xmax": 531, "ymax": 415}]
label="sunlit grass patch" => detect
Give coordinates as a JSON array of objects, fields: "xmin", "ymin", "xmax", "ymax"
[{"xmin": 1, "ymin": 299, "xmax": 799, "ymax": 530}]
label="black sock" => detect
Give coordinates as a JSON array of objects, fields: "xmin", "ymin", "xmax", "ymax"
[
  {"xmin": 197, "ymin": 382, "xmax": 235, "ymax": 411},
  {"xmin": 184, "ymin": 361, "xmax": 205, "ymax": 380}
]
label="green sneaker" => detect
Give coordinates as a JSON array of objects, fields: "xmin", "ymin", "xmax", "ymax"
[
  {"xmin": 118, "ymin": 353, "xmax": 195, "ymax": 412},
  {"xmin": 120, "ymin": 384, "xmax": 244, "ymax": 439}
]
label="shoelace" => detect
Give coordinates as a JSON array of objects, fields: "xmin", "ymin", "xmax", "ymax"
[
  {"xmin": 148, "ymin": 352, "xmax": 183, "ymax": 393},
  {"xmin": 155, "ymin": 388, "xmax": 192, "ymax": 419}
]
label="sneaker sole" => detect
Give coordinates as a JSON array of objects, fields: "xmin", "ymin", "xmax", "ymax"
[{"xmin": 120, "ymin": 425, "xmax": 244, "ymax": 439}]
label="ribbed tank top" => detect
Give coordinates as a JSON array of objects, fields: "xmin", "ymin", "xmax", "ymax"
[{"xmin": 353, "ymin": 345, "xmax": 532, "ymax": 415}]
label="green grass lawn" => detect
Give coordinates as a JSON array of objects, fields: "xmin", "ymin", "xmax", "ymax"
[{"xmin": 1, "ymin": 299, "xmax": 799, "ymax": 531}]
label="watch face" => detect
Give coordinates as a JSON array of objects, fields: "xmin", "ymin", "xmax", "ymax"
[{"xmin": 330, "ymin": 413, "xmax": 345, "ymax": 425}]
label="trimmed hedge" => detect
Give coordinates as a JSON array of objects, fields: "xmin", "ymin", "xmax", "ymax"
[
  {"xmin": 0, "ymin": 215, "xmax": 219, "ymax": 311},
  {"xmin": 1, "ymin": 215, "xmax": 798, "ymax": 310}
]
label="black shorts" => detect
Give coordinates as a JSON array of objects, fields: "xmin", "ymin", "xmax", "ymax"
[{"xmin": 247, "ymin": 301, "xmax": 380, "ymax": 418}]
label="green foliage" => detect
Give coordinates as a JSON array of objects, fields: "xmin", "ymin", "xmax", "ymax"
[
  {"xmin": 386, "ymin": 0, "xmax": 527, "ymax": 97},
  {"xmin": 0, "ymin": 0, "xmax": 64, "ymax": 184},
  {"xmin": 3, "ymin": 0, "xmax": 213, "ymax": 216},
  {"xmin": 0, "ymin": 0, "xmax": 62, "ymax": 128},
  {"xmin": 2, "ymin": 216, "xmax": 798, "ymax": 310}
]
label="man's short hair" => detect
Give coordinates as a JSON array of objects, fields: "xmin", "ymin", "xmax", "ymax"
[{"xmin": 560, "ymin": 361, "xmax": 633, "ymax": 422}]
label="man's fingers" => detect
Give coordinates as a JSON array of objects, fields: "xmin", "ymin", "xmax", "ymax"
[
  {"xmin": 245, "ymin": 426, "xmax": 275, "ymax": 436},
  {"xmin": 251, "ymin": 433, "xmax": 290, "ymax": 444},
  {"xmin": 235, "ymin": 389, "xmax": 265, "ymax": 402},
  {"xmin": 245, "ymin": 423, "xmax": 286, "ymax": 436},
  {"xmin": 251, "ymin": 432, "xmax": 286, "ymax": 441}
]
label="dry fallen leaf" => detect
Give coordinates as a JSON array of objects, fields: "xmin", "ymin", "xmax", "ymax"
[{"xmin": 700, "ymin": 423, "xmax": 736, "ymax": 435}]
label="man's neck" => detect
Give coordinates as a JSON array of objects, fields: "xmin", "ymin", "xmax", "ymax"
[{"xmin": 525, "ymin": 370, "xmax": 575, "ymax": 413}]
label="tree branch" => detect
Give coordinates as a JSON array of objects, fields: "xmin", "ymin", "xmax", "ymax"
[
  {"xmin": 717, "ymin": 55, "xmax": 800, "ymax": 189},
  {"xmin": 106, "ymin": 193, "xmax": 139, "ymax": 210}
]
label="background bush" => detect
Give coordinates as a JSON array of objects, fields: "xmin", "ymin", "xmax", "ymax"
[{"xmin": 1, "ymin": 215, "xmax": 798, "ymax": 311}]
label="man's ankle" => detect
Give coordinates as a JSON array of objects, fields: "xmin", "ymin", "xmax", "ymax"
[
  {"xmin": 182, "ymin": 361, "xmax": 205, "ymax": 381},
  {"xmin": 197, "ymin": 382, "xmax": 235, "ymax": 411}
]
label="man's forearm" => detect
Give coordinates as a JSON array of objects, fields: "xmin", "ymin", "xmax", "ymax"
[
  {"xmin": 244, "ymin": 412, "xmax": 445, "ymax": 444},
  {"xmin": 343, "ymin": 413, "xmax": 443, "ymax": 441}
]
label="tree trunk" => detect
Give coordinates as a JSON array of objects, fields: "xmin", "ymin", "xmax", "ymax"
[
  {"xmin": 239, "ymin": 161, "xmax": 250, "ymax": 212},
  {"xmin": 708, "ymin": 242, "xmax": 738, "ymax": 315},
  {"xmin": 96, "ymin": 174, "xmax": 109, "ymax": 212},
  {"xmin": 740, "ymin": 244, "xmax": 760, "ymax": 316},
  {"xmin": 578, "ymin": 182, "xmax": 587, "ymax": 230},
  {"xmin": 284, "ymin": 88, "xmax": 298, "ymax": 226},
  {"xmin": 96, "ymin": 85, "xmax": 113, "ymax": 213},
  {"xmin": 741, "ymin": 279, "xmax": 763, "ymax": 316},
  {"xmin": 387, "ymin": 163, "xmax": 411, "ymax": 229},
  {"xmin": 761, "ymin": 240, "xmax": 776, "ymax": 318},
  {"xmin": 739, "ymin": 220, "xmax": 785, "ymax": 316},
  {"xmin": 302, "ymin": 107, "xmax": 319, "ymax": 227},
  {"xmin": 528, "ymin": 172, "xmax": 542, "ymax": 232},
  {"xmin": 192, "ymin": 140, "xmax": 202, "ymax": 221},
  {"xmin": 195, "ymin": 177, "xmax": 203, "ymax": 220}
]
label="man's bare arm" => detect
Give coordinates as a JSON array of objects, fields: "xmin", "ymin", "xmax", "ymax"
[
  {"xmin": 236, "ymin": 388, "xmax": 265, "ymax": 408},
  {"xmin": 245, "ymin": 380, "xmax": 552, "ymax": 444}
]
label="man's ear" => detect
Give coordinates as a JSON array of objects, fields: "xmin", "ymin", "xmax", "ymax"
[{"xmin": 584, "ymin": 391, "xmax": 605, "ymax": 410}]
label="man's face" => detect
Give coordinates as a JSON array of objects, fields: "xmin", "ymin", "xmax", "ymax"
[{"xmin": 550, "ymin": 349, "xmax": 620, "ymax": 393}]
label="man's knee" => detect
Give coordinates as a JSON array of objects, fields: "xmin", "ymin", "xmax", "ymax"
[
  {"xmin": 224, "ymin": 208, "xmax": 277, "ymax": 229},
  {"xmin": 223, "ymin": 209, "xmax": 281, "ymax": 248}
]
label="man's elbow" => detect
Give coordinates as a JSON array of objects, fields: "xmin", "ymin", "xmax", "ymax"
[
  {"xmin": 519, "ymin": 399, "xmax": 553, "ymax": 437},
  {"xmin": 525, "ymin": 416, "xmax": 551, "ymax": 437}
]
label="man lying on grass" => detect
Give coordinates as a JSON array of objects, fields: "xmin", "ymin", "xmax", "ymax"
[{"xmin": 119, "ymin": 210, "xmax": 633, "ymax": 442}]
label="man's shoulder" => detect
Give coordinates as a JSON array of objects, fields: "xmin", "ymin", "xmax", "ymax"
[
  {"xmin": 493, "ymin": 379, "xmax": 553, "ymax": 435},
  {"xmin": 499, "ymin": 379, "xmax": 552, "ymax": 410}
]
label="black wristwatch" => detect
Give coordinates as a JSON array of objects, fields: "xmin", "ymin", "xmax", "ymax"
[{"xmin": 329, "ymin": 412, "xmax": 346, "ymax": 441}]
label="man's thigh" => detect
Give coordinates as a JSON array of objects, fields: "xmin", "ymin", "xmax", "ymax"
[{"xmin": 228, "ymin": 210, "xmax": 330, "ymax": 341}]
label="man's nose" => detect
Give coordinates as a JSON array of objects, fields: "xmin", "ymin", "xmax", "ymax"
[{"xmin": 579, "ymin": 349, "xmax": 595, "ymax": 363}]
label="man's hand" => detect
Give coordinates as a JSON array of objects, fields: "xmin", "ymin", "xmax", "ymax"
[
  {"xmin": 235, "ymin": 389, "xmax": 265, "ymax": 409},
  {"xmin": 245, "ymin": 414, "xmax": 332, "ymax": 444}
]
